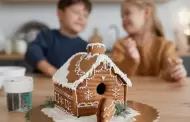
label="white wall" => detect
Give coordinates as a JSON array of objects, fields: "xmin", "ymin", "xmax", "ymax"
[
  {"xmin": 0, "ymin": 3, "xmax": 125, "ymax": 49},
  {"xmin": 0, "ymin": 0, "xmax": 189, "ymax": 49}
]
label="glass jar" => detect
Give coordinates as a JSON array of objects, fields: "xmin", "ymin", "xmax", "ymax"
[{"xmin": 4, "ymin": 76, "xmax": 33, "ymax": 112}]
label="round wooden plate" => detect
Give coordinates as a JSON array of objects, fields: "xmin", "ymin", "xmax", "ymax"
[{"xmin": 30, "ymin": 101, "xmax": 159, "ymax": 122}]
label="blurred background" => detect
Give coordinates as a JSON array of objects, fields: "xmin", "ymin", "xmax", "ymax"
[{"xmin": 0, "ymin": 0, "xmax": 190, "ymax": 75}]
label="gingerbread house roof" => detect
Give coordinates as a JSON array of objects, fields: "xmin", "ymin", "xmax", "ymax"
[{"xmin": 52, "ymin": 43, "xmax": 132, "ymax": 91}]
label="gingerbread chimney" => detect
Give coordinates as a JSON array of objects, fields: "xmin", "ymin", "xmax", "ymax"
[{"xmin": 87, "ymin": 43, "xmax": 105, "ymax": 54}]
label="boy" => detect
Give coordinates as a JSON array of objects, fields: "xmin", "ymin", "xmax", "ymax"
[{"xmin": 25, "ymin": 0, "xmax": 92, "ymax": 77}]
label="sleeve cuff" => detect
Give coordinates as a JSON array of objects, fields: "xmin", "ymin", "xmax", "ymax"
[{"xmin": 24, "ymin": 46, "xmax": 46, "ymax": 68}]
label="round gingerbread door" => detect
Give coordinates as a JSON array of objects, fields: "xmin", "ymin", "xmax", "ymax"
[{"xmin": 96, "ymin": 83, "xmax": 106, "ymax": 95}]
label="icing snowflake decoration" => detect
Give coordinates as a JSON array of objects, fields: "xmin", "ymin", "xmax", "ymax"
[
  {"xmin": 84, "ymin": 89, "xmax": 93, "ymax": 100},
  {"xmin": 112, "ymin": 87, "xmax": 120, "ymax": 98}
]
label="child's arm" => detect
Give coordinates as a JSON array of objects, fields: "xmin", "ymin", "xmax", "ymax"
[
  {"xmin": 112, "ymin": 39, "xmax": 140, "ymax": 76},
  {"xmin": 37, "ymin": 60, "xmax": 57, "ymax": 77},
  {"xmin": 161, "ymin": 41, "xmax": 187, "ymax": 82},
  {"xmin": 25, "ymin": 30, "xmax": 57, "ymax": 77}
]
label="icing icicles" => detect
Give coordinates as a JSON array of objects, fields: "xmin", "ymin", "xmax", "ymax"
[
  {"xmin": 53, "ymin": 46, "xmax": 132, "ymax": 91},
  {"xmin": 52, "ymin": 52, "xmax": 87, "ymax": 89},
  {"xmin": 73, "ymin": 54, "xmax": 132, "ymax": 90}
]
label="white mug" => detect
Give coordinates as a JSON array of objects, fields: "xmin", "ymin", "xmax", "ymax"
[{"xmin": 0, "ymin": 66, "xmax": 26, "ymax": 89}]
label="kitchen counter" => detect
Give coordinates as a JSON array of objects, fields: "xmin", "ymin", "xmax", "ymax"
[
  {"xmin": 0, "ymin": 53, "xmax": 30, "ymax": 72},
  {"xmin": 0, "ymin": 75, "xmax": 190, "ymax": 122}
]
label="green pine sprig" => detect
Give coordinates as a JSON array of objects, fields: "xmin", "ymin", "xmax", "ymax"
[
  {"xmin": 25, "ymin": 111, "xmax": 30, "ymax": 121},
  {"xmin": 43, "ymin": 96, "xmax": 56, "ymax": 108},
  {"xmin": 114, "ymin": 103, "xmax": 130, "ymax": 118},
  {"xmin": 25, "ymin": 96, "xmax": 55, "ymax": 121}
]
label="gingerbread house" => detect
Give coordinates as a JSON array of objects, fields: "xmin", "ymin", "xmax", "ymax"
[{"xmin": 52, "ymin": 43, "xmax": 132, "ymax": 117}]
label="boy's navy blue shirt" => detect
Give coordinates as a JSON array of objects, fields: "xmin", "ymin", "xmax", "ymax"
[{"xmin": 25, "ymin": 29, "xmax": 88, "ymax": 71}]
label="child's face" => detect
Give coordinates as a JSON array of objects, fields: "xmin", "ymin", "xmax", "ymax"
[
  {"xmin": 122, "ymin": 3, "xmax": 146, "ymax": 35},
  {"xmin": 58, "ymin": 3, "xmax": 89, "ymax": 34}
]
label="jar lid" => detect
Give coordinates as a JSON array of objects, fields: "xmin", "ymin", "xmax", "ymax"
[{"xmin": 4, "ymin": 76, "xmax": 33, "ymax": 93}]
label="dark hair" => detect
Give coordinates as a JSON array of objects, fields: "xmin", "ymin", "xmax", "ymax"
[{"xmin": 57, "ymin": 0, "xmax": 92, "ymax": 13}]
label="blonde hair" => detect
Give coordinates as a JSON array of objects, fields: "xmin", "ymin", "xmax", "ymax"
[{"xmin": 123, "ymin": 0, "xmax": 165, "ymax": 37}]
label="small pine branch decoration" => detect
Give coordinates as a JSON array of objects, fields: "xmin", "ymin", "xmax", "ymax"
[
  {"xmin": 25, "ymin": 111, "xmax": 30, "ymax": 121},
  {"xmin": 25, "ymin": 96, "xmax": 55, "ymax": 121},
  {"xmin": 43, "ymin": 96, "xmax": 56, "ymax": 108},
  {"xmin": 114, "ymin": 103, "xmax": 130, "ymax": 118}
]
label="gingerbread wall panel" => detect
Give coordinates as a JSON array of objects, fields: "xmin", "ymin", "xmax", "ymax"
[
  {"xmin": 78, "ymin": 107, "xmax": 98, "ymax": 116},
  {"xmin": 54, "ymin": 90, "xmax": 73, "ymax": 114},
  {"xmin": 54, "ymin": 84, "xmax": 74, "ymax": 115}
]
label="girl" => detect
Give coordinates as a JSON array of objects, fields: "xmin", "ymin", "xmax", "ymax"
[{"xmin": 113, "ymin": 0, "xmax": 187, "ymax": 83}]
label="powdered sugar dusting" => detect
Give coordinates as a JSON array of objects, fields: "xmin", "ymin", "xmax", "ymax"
[{"xmin": 41, "ymin": 107, "xmax": 139, "ymax": 122}]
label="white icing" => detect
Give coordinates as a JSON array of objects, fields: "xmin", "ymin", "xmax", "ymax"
[
  {"xmin": 75, "ymin": 54, "xmax": 86, "ymax": 76},
  {"xmin": 54, "ymin": 86, "xmax": 73, "ymax": 100},
  {"xmin": 53, "ymin": 49, "xmax": 132, "ymax": 91},
  {"xmin": 153, "ymin": 113, "xmax": 160, "ymax": 122},
  {"xmin": 60, "ymin": 97, "xmax": 64, "ymax": 105},
  {"xmin": 79, "ymin": 80, "xmax": 88, "ymax": 89},
  {"xmin": 54, "ymin": 92, "xmax": 60, "ymax": 104},
  {"xmin": 85, "ymin": 53, "xmax": 99, "ymax": 60},
  {"xmin": 75, "ymin": 54, "xmax": 132, "ymax": 88},
  {"xmin": 104, "ymin": 101, "xmax": 114, "ymax": 111},
  {"xmin": 112, "ymin": 87, "xmax": 120, "ymax": 98},
  {"xmin": 110, "ymin": 72, "xmax": 123, "ymax": 87},
  {"xmin": 64, "ymin": 99, "xmax": 71, "ymax": 111},
  {"xmin": 115, "ymin": 99, "xmax": 124, "ymax": 104},
  {"xmin": 86, "ymin": 43, "xmax": 105, "ymax": 50},
  {"xmin": 95, "ymin": 65, "xmax": 104, "ymax": 72},
  {"xmin": 75, "ymin": 90, "xmax": 79, "ymax": 116},
  {"xmin": 101, "ymin": 76, "xmax": 106, "ymax": 81},
  {"xmin": 55, "ymin": 98, "xmax": 72, "ymax": 113},
  {"xmin": 103, "ymin": 101, "xmax": 115, "ymax": 118},
  {"xmin": 52, "ymin": 52, "xmax": 87, "ymax": 89},
  {"xmin": 84, "ymin": 89, "xmax": 93, "ymax": 100},
  {"xmin": 77, "ymin": 101, "xmax": 99, "ymax": 108},
  {"xmin": 41, "ymin": 107, "xmax": 140, "ymax": 122}
]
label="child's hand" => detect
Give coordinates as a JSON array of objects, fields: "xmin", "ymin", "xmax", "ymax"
[
  {"xmin": 38, "ymin": 60, "xmax": 57, "ymax": 77},
  {"xmin": 165, "ymin": 58, "xmax": 187, "ymax": 84},
  {"xmin": 123, "ymin": 38, "xmax": 140, "ymax": 61}
]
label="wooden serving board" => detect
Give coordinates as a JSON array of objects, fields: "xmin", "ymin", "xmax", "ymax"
[{"xmin": 30, "ymin": 101, "xmax": 159, "ymax": 122}]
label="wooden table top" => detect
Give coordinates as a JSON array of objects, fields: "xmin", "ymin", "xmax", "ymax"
[
  {"xmin": 0, "ymin": 53, "xmax": 24, "ymax": 60},
  {"xmin": 0, "ymin": 75, "xmax": 190, "ymax": 122}
]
